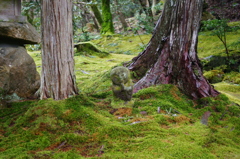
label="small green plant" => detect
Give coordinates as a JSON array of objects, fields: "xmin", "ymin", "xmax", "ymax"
[{"xmin": 201, "ymin": 19, "xmax": 233, "ymax": 62}]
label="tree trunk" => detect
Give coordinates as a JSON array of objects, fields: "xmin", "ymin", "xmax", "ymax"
[
  {"xmin": 40, "ymin": 0, "xmax": 78, "ymax": 100},
  {"xmin": 114, "ymin": 0, "xmax": 129, "ymax": 31},
  {"xmin": 151, "ymin": 0, "xmax": 157, "ymax": 16},
  {"xmin": 90, "ymin": 4, "xmax": 103, "ymax": 27},
  {"xmin": 138, "ymin": 0, "xmax": 154, "ymax": 23},
  {"xmin": 101, "ymin": 0, "xmax": 114, "ymax": 34},
  {"xmin": 128, "ymin": 0, "xmax": 219, "ymax": 99}
]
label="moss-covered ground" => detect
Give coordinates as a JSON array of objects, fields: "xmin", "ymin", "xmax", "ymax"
[{"xmin": 0, "ymin": 22, "xmax": 240, "ymax": 158}]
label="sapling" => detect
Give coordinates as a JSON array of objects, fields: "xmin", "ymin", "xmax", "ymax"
[{"xmin": 202, "ymin": 19, "xmax": 233, "ymax": 62}]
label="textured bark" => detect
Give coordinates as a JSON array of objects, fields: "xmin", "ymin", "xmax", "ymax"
[
  {"xmin": 40, "ymin": 0, "xmax": 78, "ymax": 100},
  {"xmin": 101, "ymin": 0, "xmax": 114, "ymax": 34},
  {"xmin": 128, "ymin": 0, "xmax": 219, "ymax": 99}
]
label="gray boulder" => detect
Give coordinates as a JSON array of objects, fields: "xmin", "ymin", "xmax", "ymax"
[
  {"xmin": 0, "ymin": 44, "xmax": 40, "ymax": 98},
  {"xmin": 0, "ymin": 22, "xmax": 40, "ymax": 44}
]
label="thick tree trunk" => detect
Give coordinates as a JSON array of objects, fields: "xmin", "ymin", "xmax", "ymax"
[
  {"xmin": 128, "ymin": 0, "xmax": 219, "ymax": 99},
  {"xmin": 40, "ymin": 0, "xmax": 78, "ymax": 100},
  {"xmin": 101, "ymin": 0, "xmax": 114, "ymax": 34}
]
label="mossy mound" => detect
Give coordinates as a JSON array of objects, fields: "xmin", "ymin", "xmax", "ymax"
[
  {"xmin": 74, "ymin": 42, "xmax": 109, "ymax": 58},
  {"xmin": 1, "ymin": 85, "xmax": 240, "ymax": 158}
]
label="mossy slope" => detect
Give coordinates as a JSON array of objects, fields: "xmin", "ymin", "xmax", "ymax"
[{"xmin": 1, "ymin": 85, "xmax": 240, "ymax": 158}]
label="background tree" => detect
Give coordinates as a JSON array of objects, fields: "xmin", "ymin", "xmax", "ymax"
[
  {"xmin": 128, "ymin": 0, "xmax": 219, "ymax": 99},
  {"xmin": 114, "ymin": 0, "xmax": 129, "ymax": 31},
  {"xmin": 40, "ymin": 0, "xmax": 78, "ymax": 100},
  {"xmin": 101, "ymin": 0, "xmax": 114, "ymax": 34}
]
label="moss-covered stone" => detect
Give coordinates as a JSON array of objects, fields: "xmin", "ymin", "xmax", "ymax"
[
  {"xmin": 74, "ymin": 41, "xmax": 109, "ymax": 57},
  {"xmin": 110, "ymin": 66, "xmax": 133, "ymax": 102}
]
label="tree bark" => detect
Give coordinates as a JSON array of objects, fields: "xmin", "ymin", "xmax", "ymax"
[
  {"xmin": 101, "ymin": 0, "xmax": 114, "ymax": 34},
  {"xmin": 128, "ymin": 0, "xmax": 219, "ymax": 99},
  {"xmin": 40, "ymin": 0, "xmax": 78, "ymax": 100}
]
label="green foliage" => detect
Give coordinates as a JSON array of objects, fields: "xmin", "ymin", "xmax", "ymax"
[
  {"xmin": 201, "ymin": 19, "xmax": 230, "ymax": 32},
  {"xmin": 22, "ymin": 1, "xmax": 41, "ymax": 30},
  {"xmin": 201, "ymin": 19, "xmax": 239, "ymax": 62},
  {"xmin": 134, "ymin": 13, "xmax": 154, "ymax": 34}
]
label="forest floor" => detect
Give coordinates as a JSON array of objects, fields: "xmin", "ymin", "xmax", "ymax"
[{"xmin": 0, "ymin": 22, "xmax": 240, "ymax": 158}]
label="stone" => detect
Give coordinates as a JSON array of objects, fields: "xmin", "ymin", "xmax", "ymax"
[
  {"xmin": 0, "ymin": 0, "xmax": 26, "ymax": 22},
  {"xmin": 110, "ymin": 66, "xmax": 134, "ymax": 102},
  {"xmin": 0, "ymin": 0, "xmax": 21, "ymax": 16},
  {"xmin": 0, "ymin": 44, "xmax": 40, "ymax": 98},
  {"xmin": 0, "ymin": 22, "xmax": 40, "ymax": 44},
  {"xmin": 201, "ymin": 111, "xmax": 211, "ymax": 125}
]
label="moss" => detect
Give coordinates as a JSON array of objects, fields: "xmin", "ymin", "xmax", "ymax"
[
  {"xmin": 204, "ymin": 70, "xmax": 224, "ymax": 83},
  {"xmin": 2, "ymin": 30, "xmax": 239, "ymax": 158},
  {"xmin": 223, "ymin": 72, "xmax": 240, "ymax": 84},
  {"xmin": 198, "ymin": 30, "xmax": 240, "ymax": 58},
  {"xmin": 213, "ymin": 82, "xmax": 240, "ymax": 105},
  {"xmin": 74, "ymin": 41, "xmax": 109, "ymax": 58}
]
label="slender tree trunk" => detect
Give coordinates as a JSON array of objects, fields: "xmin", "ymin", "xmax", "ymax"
[
  {"xmin": 114, "ymin": 0, "xmax": 129, "ymax": 31},
  {"xmin": 128, "ymin": 0, "xmax": 219, "ymax": 99},
  {"xmin": 40, "ymin": 0, "xmax": 78, "ymax": 100},
  {"xmin": 90, "ymin": 4, "xmax": 103, "ymax": 26},
  {"xmin": 151, "ymin": 0, "xmax": 157, "ymax": 16},
  {"xmin": 138, "ymin": 0, "xmax": 154, "ymax": 23},
  {"xmin": 101, "ymin": 0, "xmax": 114, "ymax": 34}
]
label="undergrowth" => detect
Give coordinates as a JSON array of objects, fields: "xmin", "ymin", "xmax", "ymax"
[{"xmin": 1, "ymin": 84, "xmax": 240, "ymax": 158}]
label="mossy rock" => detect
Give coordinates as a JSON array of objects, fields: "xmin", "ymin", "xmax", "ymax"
[
  {"xmin": 74, "ymin": 42, "xmax": 109, "ymax": 57},
  {"xmin": 204, "ymin": 70, "xmax": 224, "ymax": 83}
]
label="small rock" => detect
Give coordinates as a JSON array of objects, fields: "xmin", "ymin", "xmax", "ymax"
[
  {"xmin": 140, "ymin": 111, "xmax": 148, "ymax": 116},
  {"xmin": 201, "ymin": 111, "xmax": 211, "ymax": 125}
]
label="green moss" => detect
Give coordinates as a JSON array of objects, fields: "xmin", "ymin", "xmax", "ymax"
[
  {"xmin": 204, "ymin": 70, "xmax": 224, "ymax": 83},
  {"xmin": 223, "ymin": 72, "xmax": 240, "ymax": 84},
  {"xmin": 74, "ymin": 41, "xmax": 109, "ymax": 58},
  {"xmin": 214, "ymin": 82, "xmax": 240, "ymax": 105},
  {"xmin": 198, "ymin": 30, "xmax": 240, "ymax": 58},
  {"xmin": 2, "ymin": 29, "xmax": 239, "ymax": 158}
]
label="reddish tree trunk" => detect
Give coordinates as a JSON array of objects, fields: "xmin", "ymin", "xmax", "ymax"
[
  {"xmin": 128, "ymin": 0, "xmax": 219, "ymax": 99},
  {"xmin": 40, "ymin": 0, "xmax": 78, "ymax": 100}
]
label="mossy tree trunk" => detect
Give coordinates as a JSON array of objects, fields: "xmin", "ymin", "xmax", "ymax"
[
  {"xmin": 101, "ymin": 0, "xmax": 114, "ymax": 34},
  {"xmin": 40, "ymin": 0, "xmax": 78, "ymax": 100},
  {"xmin": 128, "ymin": 0, "xmax": 219, "ymax": 99}
]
